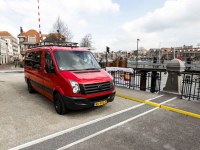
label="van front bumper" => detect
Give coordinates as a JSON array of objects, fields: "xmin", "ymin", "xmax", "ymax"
[{"xmin": 61, "ymin": 90, "xmax": 116, "ymax": 110}]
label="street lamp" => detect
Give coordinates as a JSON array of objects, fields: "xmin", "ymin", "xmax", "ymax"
[{"xmin": 136, "ymin": 39, "xmax": 140, "ymax": 68}]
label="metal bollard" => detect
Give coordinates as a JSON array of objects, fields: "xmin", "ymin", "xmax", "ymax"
[
  {"xmin": 140, "ymin": 71, "xmax": 147, "ymax": 91},
  {"xmin": 150, "ymin": 71, "xmax": 157, "ymax": 93}
]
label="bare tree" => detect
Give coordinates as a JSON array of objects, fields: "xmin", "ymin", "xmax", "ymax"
[
  {"xmin": 80, "ymin": 34, "xmax": 92, "ymax": 47},
  {"xmin": 43, "ymin": 34, "xmax": 59, "ymax": 42},
  {"xmin": 52, "ymin": 16, "xmax": 74, "ymax": 42},
  {"xmin": 65, "ymin": 26, "xmax": 74, "ymax": 42}
]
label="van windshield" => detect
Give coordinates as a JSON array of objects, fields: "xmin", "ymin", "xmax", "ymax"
[{"xmin": 53, "ymin": 51, "xmax": 101, "ymax": 71}]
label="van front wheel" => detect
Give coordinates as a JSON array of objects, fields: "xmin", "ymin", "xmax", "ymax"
[{"xmin": 54, "ymin": 93, "xmax": 68, "ymax": 115}]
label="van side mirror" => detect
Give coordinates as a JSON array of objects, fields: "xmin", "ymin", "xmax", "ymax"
[{"xmin": 45, "ymin": 63, "xmax": 55, "ymax": 73}]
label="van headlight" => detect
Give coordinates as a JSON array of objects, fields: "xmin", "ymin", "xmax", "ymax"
[
  {"xmin": 111, "ymin": 76, "xmax": 115, "ymax": 88},
  {"xmin": 69, "ymin": 79, "xmax": 80, "ymax": 94}
]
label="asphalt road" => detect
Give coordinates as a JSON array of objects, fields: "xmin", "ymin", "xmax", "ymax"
[
  {"xmin": 1, "ymin": 71, "xmax": 200, "ymax": 150},
  {"xmin": 65, "ymin": 107, "xmax": 200, "ymax": 150},
  {"xmin": 0, "ymin": 72, "xmax": 159, "ymax": 150}
]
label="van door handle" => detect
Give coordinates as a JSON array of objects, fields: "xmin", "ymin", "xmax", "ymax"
[
  {"xmin": 39, "ymin": 72, "xmax": 42, "ymax": 74},
  {"xmin": 43, "ymin": 73, "xmax": 46, "ymax": 75}
]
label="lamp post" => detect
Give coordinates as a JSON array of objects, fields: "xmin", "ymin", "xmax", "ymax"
[
  {"xmin": 136, "ymin": 39, "xmax": 140, "ymax": 68},
  {"xmin": 106, "ymin": 46, "xmax": 110, "ymax": 67},
  {"xmin": 174, "ymin": 35, "xmax": 176, "ymax": 59}
]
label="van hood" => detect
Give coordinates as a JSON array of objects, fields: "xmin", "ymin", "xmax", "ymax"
[{"xmin": 59, "ymin": 69, "xmax": 112, "ymax": 84}]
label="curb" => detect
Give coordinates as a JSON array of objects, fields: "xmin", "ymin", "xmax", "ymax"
[{"xmin": 116, "ymin": 93, "xmax": 200, "ymax": 119}]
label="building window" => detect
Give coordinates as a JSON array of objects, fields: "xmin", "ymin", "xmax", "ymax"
[
  {"xmin": 20, "ymin": 45, "xmax": 24, "ymax": 51},
  {"xmin": 19, "ymin": 38, "xmax": 24, "ymax": 42},
  {"xmin": 28, "ymin": 37, "xmax": 36, "ymax": 42}
]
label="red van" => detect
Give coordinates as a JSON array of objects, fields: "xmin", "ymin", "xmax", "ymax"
[{"xmin": 24, "ymin": 43, "xmax": 115, "ymax": 114}]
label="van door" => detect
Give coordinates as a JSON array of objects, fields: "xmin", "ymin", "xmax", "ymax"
[
  {"xmin": 30, "ymin": 51, "xmax": 44, "ymax": 95},
  {"xmin": 42, "ymin": 51, "xmax": 57, "ymax": 101}
]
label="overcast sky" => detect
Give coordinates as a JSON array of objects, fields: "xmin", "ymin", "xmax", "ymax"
[{"xmin": 0, "ymin": 0, "xmax": 200, "ymax": 52}]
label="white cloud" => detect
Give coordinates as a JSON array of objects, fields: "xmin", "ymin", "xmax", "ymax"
[
  {"xmin": 0, "ymin": 0, "xmax": 7, "ymax": 11},
  {"xmin": 59, "ymin": 0, "xmax": 119, "ymax": 15},
  {"xmin": 0, "ymin": 0, "xmax": 120, "ymax": 38},
  {"xmin": 2, "ymin": 0, "xmax": 200, "ymax": 52},
  {"xmin": 122, "ymin": 0, "xmax": 200, "ymax": 33},
  {"xmin": 97, "ymin": 0, "xmax": 200, "ymax": 52},
  {"xmin": 78, "ymin": 19, "xmax": 88, "ymax": 28}
]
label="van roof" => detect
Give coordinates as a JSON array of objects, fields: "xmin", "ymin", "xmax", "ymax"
[
  {"xmin": 25, "ymin": 41, "xmax": 91, "ymax": 53},
  {"xmin": 25, "ymin": 47, "xmax": 90, "ymax": 53}
]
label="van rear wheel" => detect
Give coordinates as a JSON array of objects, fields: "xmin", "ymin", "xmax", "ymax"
[
  {"xmin": 54, "ymin": 93, "xmax": 68, "ymax": 115},
  {"xmin": 28, "ymin": 80, "xmax": 35, "ymax": 93}
]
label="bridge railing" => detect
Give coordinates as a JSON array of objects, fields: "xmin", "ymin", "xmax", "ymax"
[
  {"xmin": 108, "ymin": 68, "xmax": 167, "ymax": 93},
  {"xmin": 128, "ymin": 61, "xmax": 167, "ymax": 68},
  {"xmin": 128, "ymin": 61, "xmax": 200, "ymax": 70},
  {"xmin": 180, "ymin": 71, "xmax": 200, "ymax": 101}
]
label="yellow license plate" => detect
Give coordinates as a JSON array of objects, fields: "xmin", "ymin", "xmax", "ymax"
[{"xmin": 94, "ymin": 100, "xmax": 107, "ymax": 106}]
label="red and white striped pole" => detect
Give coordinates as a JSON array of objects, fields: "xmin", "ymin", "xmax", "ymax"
[
  {"xmin": 65, "ymin": 24, "xmax": 67, "ymax": 42},
  {"xmin": 38, "ymin": 0, "xmax": 41, "ymax": 43}
]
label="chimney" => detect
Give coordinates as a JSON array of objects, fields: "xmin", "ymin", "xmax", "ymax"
[{"xmin": 20, "ymin": 27, "xmax": 23, "ymax": 33}]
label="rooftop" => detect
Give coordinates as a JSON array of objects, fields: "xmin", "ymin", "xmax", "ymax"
[
  {"xmin": 0, "ymin": 31, "xmax": 12, "ymax": 36},
  {"xmin": 49, "ymin": 33, "xmax": 64, "ymax": 38}
]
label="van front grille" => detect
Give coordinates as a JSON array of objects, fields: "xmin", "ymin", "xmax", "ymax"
[{"xmin": 80, "ymin": 81, "xmax": 113, "ymax": 95}]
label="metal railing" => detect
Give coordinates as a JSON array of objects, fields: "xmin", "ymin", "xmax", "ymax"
[
  {"xmin": 128, "ymin": 61, "xmax": 167, "ymax": 68},
  {"xmin": 181, "ymin": 71, "xmax": 200, "ymax": 101},
  {"xmin": 108, "ymin": 68, "xmax": 167, "ymax": 93},
  {"xmin": 128, "ymin": 61, "xmax": 200, "ymax": 70}
]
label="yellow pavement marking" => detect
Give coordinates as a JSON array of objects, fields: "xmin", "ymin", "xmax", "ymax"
[
  {"xmin": 160, "ymin": 105, "xmax": 179, "ymax": 113},
  {"xmin": 115, "ymin": 93, "xmax": 144, "ymax": 103},
  {"xmin": 145, "ymin": 101, "xmax": 160, "ymax": 107},
  {"xmin": 178, "ymin": 110, "xmax": 200, "ymax": 119},
  {"xmin": 116, "ymin": 93, "xmax": 200, "ymax": 119}
]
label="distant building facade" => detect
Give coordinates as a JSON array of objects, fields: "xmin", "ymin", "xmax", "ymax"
[
  {"xmin": 0, "ymin": 37, "xmax": 7, "ymax": 64},
  {"xmin": 0, "ymin": 31, "xmax": 19, "ymax": 62}
]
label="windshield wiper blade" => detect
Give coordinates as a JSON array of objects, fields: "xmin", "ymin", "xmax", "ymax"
[
  {"xmin": 84, "ymin": 68, "xmax": 100, "ymax": 70},
  {"xmin": 65, "ymin": 69, "xmax": 82, "ymax": 71}
]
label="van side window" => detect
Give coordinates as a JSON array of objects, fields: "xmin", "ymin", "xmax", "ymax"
[
  {"xmin": 25, "ymin": 52, "xmax": 33, "ymax": 68},
  {"xmin": 32, "ymin": 51, "xmax": 42, "ymax": 70},
  {"xmin": 45, "ymin": 51, "xmax": 54, "ymax": 71}
]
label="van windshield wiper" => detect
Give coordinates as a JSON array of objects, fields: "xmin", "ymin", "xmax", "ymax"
[
  {"xmin": 63, "ymin": 69, "xmax": 82, "ymax": 71},
  {"xmin": 84, "ymin": 68, "xmax": 100, "ymax": 70}
]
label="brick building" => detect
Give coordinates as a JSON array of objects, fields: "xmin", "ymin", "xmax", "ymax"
[
  {"xmin": 18, "ymin": 27, "xmax": 65, "ymax": 57},
  {"xmin": 18, "ymin": 27, "xmax": 40, "ymax": 57}
]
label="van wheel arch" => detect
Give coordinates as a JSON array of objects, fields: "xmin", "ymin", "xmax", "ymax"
[
  {"xmin": 53, "ymin": 90, "xmax": 60, "ymax": 100},
  {"xmin": 27, "ymin": 79, "xmax": 35, "ymax": 93},
  {"xmin": 53, "ymin": 92, "xmax": 68, "ymax": 115}
]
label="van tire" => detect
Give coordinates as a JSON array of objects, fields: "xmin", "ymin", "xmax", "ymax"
[
  {"xmin": 28, "ymin": 80, "xmax": 35, "ymax": 93},
  {"xmin": 54, "ymin": 93, "xmax": 68, "ymax": 115}
]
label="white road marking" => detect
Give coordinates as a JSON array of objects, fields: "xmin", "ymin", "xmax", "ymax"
[
  {"xmin": 58, "ymin": 97, "xmax": 177, "ymax": 150},
  {"xmin": 9, "ymin": 95, "xmax": 165, "ymax": 150},
  {"xmin": 145, "ymin": 95, "xmax": 163, "ymax": 101}
]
